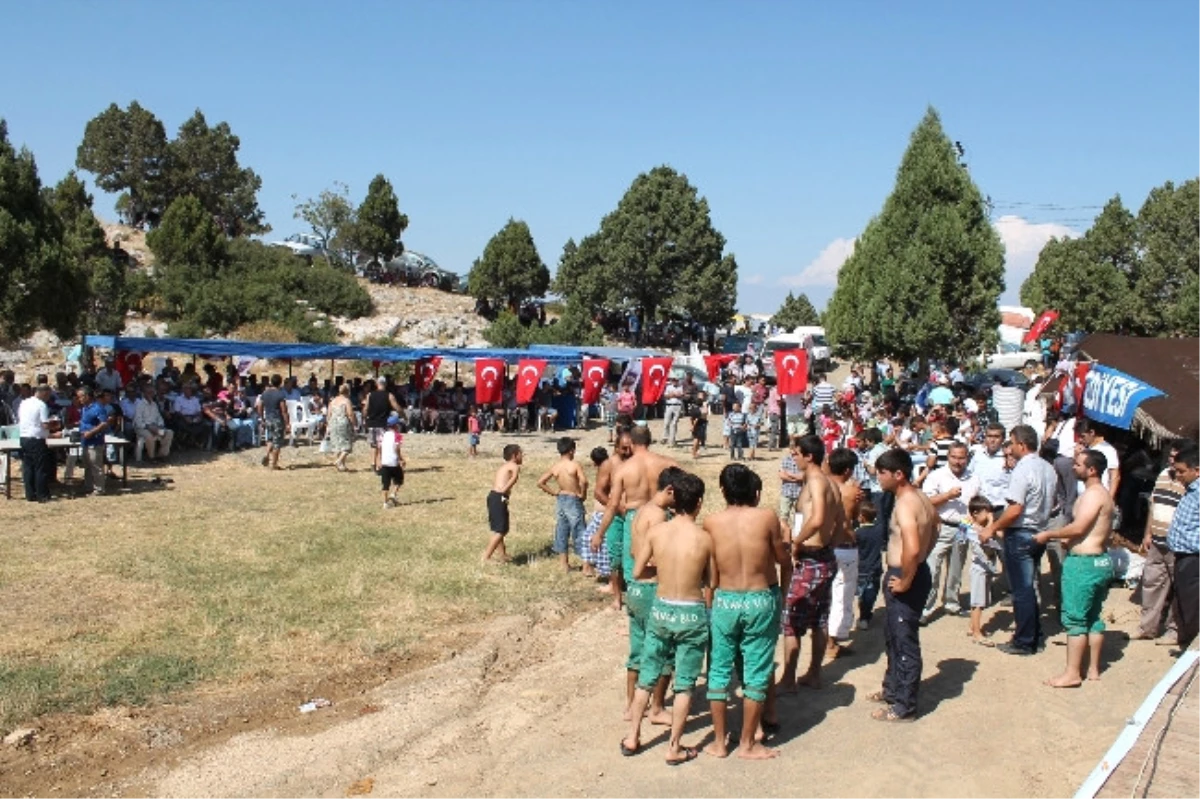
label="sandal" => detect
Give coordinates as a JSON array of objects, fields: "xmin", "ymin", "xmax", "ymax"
[
  {"xmin": 871, "ymin": 707, "xmax": 915, "ymax": 723},
  {"xmin": 866, "ymin": 690, "xmax": 888, "ymax": 704},
  {"xmin": 665, "ymin": 747, "xmax": 699, "ymax": 766},
  {"xmin": 619, "ymin": 739, "xmax": 639, "ymax": 757}
]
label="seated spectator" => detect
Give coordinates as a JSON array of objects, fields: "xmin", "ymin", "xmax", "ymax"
[
  {"xmin": 172, "ymin": 383, "xmax": 209, "ymax": 448},
  {"xmin": 134, "ymin": 384, "xmax": 173, "ymax": 461}
]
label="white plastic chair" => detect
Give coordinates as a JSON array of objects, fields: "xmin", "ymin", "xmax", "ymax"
[{"xmin": 287, "ymin": 400, "xmax": 317, "ymax": 446}]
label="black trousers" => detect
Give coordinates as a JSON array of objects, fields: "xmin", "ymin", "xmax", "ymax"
[
  {"xmin": 882, "ymin": 563, "xmax": 932, "ymax": 719},
  {"xmin": 19, "ymin": 437, "xmax": 50, "ymax": 501},
  {"xmin": 1171, "ymin": 552, "xmax": 1199, "ymax": 650}
]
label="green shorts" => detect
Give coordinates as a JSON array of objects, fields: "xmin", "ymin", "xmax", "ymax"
[
  {"xmin": 638, "ymin": 598, "xmax": 710, "ymax": 694},
  {"xmin": 1060, "ymin": 552, "xmax": 1114, "ymax": 636},
  {"xmin": 605, "ymin": 511, "xmax": 628, "ymax": 573},
  {"xmin": 621, "ymin": 507, "xmax": 640, "ymax": 578},
  {"xmin": 707, "ymin": 587, "xmax": 781, "ymax": 703},
  {"xmin": 625, "ymin": 580, "xmax": 657, "ymax": 671}
]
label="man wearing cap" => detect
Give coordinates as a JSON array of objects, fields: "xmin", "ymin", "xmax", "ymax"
[
  {"xmin": 18, "ymin": 383, "xmax": 58, "ymax": 502},
  {"xmin": 662, "ymin": 376, "xmax": 684, "ymax": 448}
]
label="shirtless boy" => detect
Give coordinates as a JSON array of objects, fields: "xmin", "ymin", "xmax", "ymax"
[
  {"xmin": 592, "ymin": 429, "xmax": 633, "ymax": 605},
  {"xmin": 703, "ymin": 464, "xmax": 791, "ymax": 760},
  {"xmin": 482, "ymin": 444, "xmax": 522, "ymax": 563},
  {"xmin": 869, "ymin": 447, "xmax": 938, "ymax": 721},
  {"xmin": 827, "ymin": 447, "xmax": 863, "ymax": 657},
  {"xmin": 623, "ymin": 466, "xmax": 686, "ymax": 725},
  {"xmin": 621, "ymin": 473, "xmax": 713, "ymax": 766},
  {"xmin": 1036, "ymin": 450, "xmax": 1115, "ymax": 687},
  {"xmin": 594, "ymin": 426, "xmax": 678, "ymax": 611},
  {"xmin": 538, "ymin": 437, "xmax": 590, "ymax": 573},
  {"xmin": 781, "ymin": 434, "xmax": 844, "ymax": 690}
]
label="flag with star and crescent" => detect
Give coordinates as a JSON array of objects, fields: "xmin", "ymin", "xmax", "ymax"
[
  {"xmin": 515, "ymin": 359, "xmax": 548, "ymax": 404},
  {"xmin": 474, "ymin": 358, "xmax": 506, "ymax": 404},
  {"xmin": 414, "ymin": 356, "xmax": 443, "ymax": 391},
  {"xmin": 640, "ymin": 357, "xmax": 673, "ymax": 405},
  {"xmin": 581, "ymin": 358, "xmax": 609, "ymax": 404},
  {"xmin": 773, "ymin": 349, "xmax": 808, "ymax": 395}
]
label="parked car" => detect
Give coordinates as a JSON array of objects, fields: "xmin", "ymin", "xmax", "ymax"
[
  {"xmin": 268, "ymin": 232, "xmax": 327, "ymax": 260},
  {"xmin": 981, "ymin": 342, "xmax": 1039, "ymax": 371},
  {"xmin": 957, "ymin": 368, "xmax": 1030, "ymax": 395},
  {"xmin": 356, "ymin": 250, "xmax": 461, "ymax": 291}
]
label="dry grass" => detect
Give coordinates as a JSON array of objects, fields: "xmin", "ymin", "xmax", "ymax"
[{"xmin": 0, "ymin": 430, "xmax": 647, "ymax": 728}]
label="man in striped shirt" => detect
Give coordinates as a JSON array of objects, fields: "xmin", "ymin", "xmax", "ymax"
[
  {"xmin": 811, "ymin": 373, "xmax": 836, "ymax": 412},
  {"xmin": 1136, "ymin": 441, "xmax": 1186, "ymax": 643}
]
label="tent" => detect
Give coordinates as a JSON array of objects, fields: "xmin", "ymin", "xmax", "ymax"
[{"xmin": 1077, "ymin": 334, "xmax": 1199, "ymax": 446}]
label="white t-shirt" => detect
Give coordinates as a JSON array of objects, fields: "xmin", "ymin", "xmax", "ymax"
[
  {"xmin": 1082, "ymin": 440, "xmax": 1119, "ymax": 492},
  {"xmin": 922, "ymin": 465, "xmax": 982, "ymax": 524},
  {"xmin": 380, "ymin": 430, "xmax": 402, "ymax": 467},
  {"xmin": 18, "ymin": 396, "xmax": 51, "ymax": 438}
]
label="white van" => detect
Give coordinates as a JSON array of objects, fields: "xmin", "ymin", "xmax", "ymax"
[{"xmin": 759, "ymin": 327, "xmax": 831, "ymax": 383}]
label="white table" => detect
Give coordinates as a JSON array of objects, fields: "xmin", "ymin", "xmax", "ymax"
[{"xmin": 1, "ymin": 435, "xmax": 130, "ymax": 499}]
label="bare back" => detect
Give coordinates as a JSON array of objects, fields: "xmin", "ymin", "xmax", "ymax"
[
  {"xmin": 1066, "ymin": 483, "xmax": 1113, "ymax": 555},
  {"xmin": 616, "ymin": 449, "xmax": 678, "ymax": 511},
  {"xmin": 887, "ymin": 484, "xmax": 938, "ymax": 566},
  {"xmin": 493, "ymin": 461, "xmax": 520, "ymax": 495},
  {"xmin": 594, "ymin": 456, "xmax": 620, "ymax": 512},
  {"xmin": 796, "ymin": 465, "xmax": 841, "ymax": 549},
  {"xmin": 630, "ymin": 503, "xmax": 668, "ymax": 582},
  {"xmin": 548, "ymin": 459, "xmax": 586, "ymax": 498},
  {"xmin": 834, "ymin": 477, "xmax": 862, "ymax": 545},
  {"xmin": 641, "ymin": 516, "xmax": 714, "ymax": 602},
  {"xmin": 704, "ymin": 506, "xmax": 788, "ymax": 592}
]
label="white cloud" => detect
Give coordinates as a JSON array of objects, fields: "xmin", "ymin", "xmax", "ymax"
[
  {"xmin": 993, "ymin": 215, "xmax": 1080, "ymax": 301},
  {"xmin": 742, "ymin": 274, "xmax": 764, "ymax": 286},
  {"xmin": 779, "ymin": 237, "xmax": 856, "ymax": 287}
]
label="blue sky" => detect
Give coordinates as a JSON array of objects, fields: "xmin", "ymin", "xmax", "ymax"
[{"xmin": 4, "ymin": 0, "xmax": 1196, "ymax": 314}]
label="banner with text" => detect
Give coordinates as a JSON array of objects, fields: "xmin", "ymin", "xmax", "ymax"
[{"xmin": 1082, "ymin": 363, "xmax": 1165, "ymax": 430}]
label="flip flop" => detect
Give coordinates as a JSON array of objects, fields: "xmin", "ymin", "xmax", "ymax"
[
  {"xmin": 871, "ymin": 707, "xmax": 915, "ymax": 723},
  {"xmin": 866, "ymin": 690, "xmax": 888, "ymax": 704},
  {"xmin": 972, "ymin": 638, "xmax": 996, "ymax": 648},
  {"xmin": 619, "ymin": 740, "xmax": 639, "ymax": 757},
  {"xmin": 665, "ymin": 747, "xmax": 699, "ymax": 766}
]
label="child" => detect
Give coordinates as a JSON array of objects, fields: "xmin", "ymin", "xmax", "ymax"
[
  {"xmin": 537, "ymin": 437, "xmax": 589, "ymax": 574},
  {"xmin": 581, "ymin": 447, "xmax": 610, "ymax": 580},
  {"xmin": 727, "ymin": 401, "xmax": 747, "ymax": 460},
  {"xmin": 690, "ymin": 405, "xmax": 708, "ymax": 459},
  {"xmin": 745, "ymin": 399, "xmax": 764, "ymax": 461},
  {"xmin": 854, "ymin": 498, "xmax": 885, "ymax": 629},
  {"xmin": 380, "ymin": 414, "xmax": 407, "ymax": 508},
  {"xmin": 482, "ymin": 444, "xmax": 523, "ymax": 564},
  {"xmin": 966, "ymin": 495, "xmax": 1002, "ymax": 645},
  {"xmin": 467, "ymin": 405, "xmax": 481, "ymax": 458}
]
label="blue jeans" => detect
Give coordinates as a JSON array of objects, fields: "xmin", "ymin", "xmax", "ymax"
[
  {"xmin": 1003, "ymin": 528, "xmax": 1046, "ymax": 650},
  {"xmin": 553, "ymin": 494, "xmax": 586, "ymax": 556}
]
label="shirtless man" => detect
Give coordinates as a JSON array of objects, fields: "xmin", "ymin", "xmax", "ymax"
[
  {"xmin": 623, "ymin": 466, "xmax": 685, "ymax": 725},
  {"xmin": 780, "ymin": 434, "xmax": 844, "ymax": 690},
  {"xmin": 869, "ymin": 447, "xmax": 938, "ymax": 722},
  {"xmin": 621, "ymin": 473, "xmax": 712, "ymax": 766},
  {"xmin": 1036, "ymin": 450, "xmax": 1115, "ymax": 687},
  {"xmin": 591, "ymin": 428, "xmax": 633, "ymax": 606},
  {"xmin": 826, "ymin": 447, "xmax": 863, "ymax": 657},
  {"xmin": 481, "ymin": 444, "xmax": 522, "ymax": 563},
  {"xmin": 703, "ymin": 464, "xmax": 791, "ymax": 760},
  {"xmin": 538, "ymin": 437, "xmax": 590, "ymax": 573}
]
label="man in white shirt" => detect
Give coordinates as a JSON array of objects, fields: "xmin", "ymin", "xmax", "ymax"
[
  {"xmin": 95, "ymin": 359, "xmax": 123, "ymax": 393},
  {"xmin": 134, "ymin": 385, "xmax": 174, "ymax": 461},
  {"xmin": 18, "ymin": 384, "xmax": 56, "ymax": 502},
  {"xmin": 172, "ymin": 384, "xmax": 208, "ymax": 447},
  {"xmin": 1077, "ymin": 419, "xmax": 1120, "ymax": 497},
  {"xmin": 921, "ymin": 441, "xmax": 982, "ymax": 621},
  {"xmin": 661, "ymin": 376, "xmax": 684, "ymax": 447}
]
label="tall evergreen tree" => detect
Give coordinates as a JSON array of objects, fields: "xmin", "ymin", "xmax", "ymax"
[
  {"xmin": 167, "ymin": 110, "xmax": 267, "ymax": 237},
  {"xmin": 1020, "ymin": 237, "xmax": 1129, "ymax": 333},
  {"xmin": 75, "ymin": 101, "xmax": 170, "ymax": 228},
  {"xmin": 771, "ymin": 291, "xmax": 822, "ymax": 329},
  {"xmin": 467, "ymin": 218, "xmax": 550, "ymax": 311},
  {"xmin": 1132, "ymin": 178, "xmax": 1198, "ymax": 335},
  {"xmin": 825, "ymin": 108, "xmax": 1005, "ymax": 363},
  {"xmin": 348, "ymin": 174, "xmax": 407, "ymax": 266}
]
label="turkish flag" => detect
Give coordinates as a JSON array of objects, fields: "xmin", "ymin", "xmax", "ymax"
[
  {"xmin": 115, "ymin": 351, "xmax": 143, "ymax": 383},
  {"xmin": 581, "ymin": 358, "xmax": 609, "ymax": 404},
  {"xmin": 702, "ymin": 353, "xmax": 736, "ymax": 382},
  {"xmin": 641, "ymin": 357, "xmax": 673, "ymax": 405},
  {"xmin": 475, "ymin": 358, "xmax": 505, "ymax": 405},
  {"xmin": 414, "ymin": 356, "xmax": 443, "ymax": 391},
  {"xmin": 515, "ymin": 359, "xmax": 547, "ymax": 404},
  {"xmin": 1023, "ymin": 310, "xmax": 1060, "ymax": 344},
  {"xmin": 773, "ymin": 349, "xmax": 808, "ymax": 395}
]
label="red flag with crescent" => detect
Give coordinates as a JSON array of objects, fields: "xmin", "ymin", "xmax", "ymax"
[
  {"xmin": 515, "ymin": 359, "xmax": 547, "ymax": 404},
  {"xmin": 773, "ymin": 349, "xmax": 808, "ymax": 395},
  {"xmin": 1023, "ymin": 309, "xmax": 1060, "ymax": 344},
  {"xmin": 640, "ymin": 357, "xmax": 673, "ymax": 405},
  {"xmin": 115, "ymin": 351, "xmax": 144, "ymax": 384},
  {"xmin": 475, "ymin": 358, "xmax": 505, "ymax": 405},
  {"xmin": 702, "ymin": 353, "xmax": 737, "ymax": 382},
  {"xmin": 581, "ymin": 358, "xmax": 609, "ymax": 404},
  {"xmin": 414, "ymin": 356, "xmax": 442, "ymax": 390}
]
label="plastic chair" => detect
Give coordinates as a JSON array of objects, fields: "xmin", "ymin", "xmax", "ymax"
[{"xmin": 287, "ymin": 400, "xmax": 317, "ymax": 446}]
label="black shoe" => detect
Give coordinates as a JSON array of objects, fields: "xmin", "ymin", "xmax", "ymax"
[{"xmin": 997, "ymin": 642, "xmax": 1034, "ymax": 656}]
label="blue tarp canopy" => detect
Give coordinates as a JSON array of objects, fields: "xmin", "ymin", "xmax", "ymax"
[{"xmin": 82, "ymin": 336, "xmax": 661, "ymax": 367}]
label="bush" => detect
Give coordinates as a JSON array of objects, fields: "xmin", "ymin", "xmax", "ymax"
[{"xmin": 231, "ymin": 321, "xmax": 300, "ymax": 343}]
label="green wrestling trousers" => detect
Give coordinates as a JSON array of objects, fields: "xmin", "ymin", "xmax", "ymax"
[
  {"xmin": 706, "ymin": 587, "xmax": 781, "ymax": 704},
  {"xmin": 637, "ymin": 598, "xmax": 710, "ymax": 694}
]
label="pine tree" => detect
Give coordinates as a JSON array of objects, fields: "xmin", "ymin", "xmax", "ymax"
[
  {"xmin": 825, "ymin": 108, "xmax": 1005, "ymax": 363},
  {"xmin": 467, "ymin": 218, "xmax": 550, "ymax": 311},
  {"xmin": 771, "ymin": 291, "xmax": 821, "ymax": 330},
  {"xmin": 348, "ymin": 174, "xmax": 407, "ymax": 266}
]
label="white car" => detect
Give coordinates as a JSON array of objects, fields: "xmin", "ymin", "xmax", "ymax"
[
  {"xmin": 268, "ymin": 232, "xmax": 327, "ymax": 259},
  {"xmin": 983, "ymin": 343, "xmax": 1040, "ymax": 371}
]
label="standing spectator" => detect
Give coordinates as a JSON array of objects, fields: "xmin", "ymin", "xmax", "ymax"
[
  {"xmin": 745, "ymin": 397, "xmax": 765, "ymax": 461},
  {"xmin": 981, "ymin": 425, "xmax": 1058, "ymax": 656},
  {"xmin": 727, "ymin": 402, "xmax": 748, "ymax": 461},
  {"xmin": 1166, "ymin": 445, "xmax": 1199, "ymax": 653},
  {"xmin": 363, "ymin": 376, "xmax": 401, "ymax": 472},
  {"xmin": 661, "ymin": 376, "xmax": 684, "ymax": 447},
  {"xmin": 766, "ymin": 384, "xmax": 782, "ymax": 450},
  {"xmin": 920, "ymin": 442, "xmax": 981, "ymax": 622},
  {"xmin": 325, "ymin": 384, "xmax": 356, "ymax": 472},
  {"xmin": 777, "ymin": 436, "xmax": 804, "ymax": 530},
  {"xmin": 970, "ymin": 423, "xmax": 1010, "ymax": 513},
  {"xmin": 18, "ymin": 384, "xmax": 57, "ymax": 502},
  {"xmin": 1076, "ymin": 419, "xmax": 1120, "ymax": 498},
  {"xmin": 1136, "ymin": 441, "xmax": 1187, "ymax": 643},
  {"xmin": 811, "ymin": 372, "xmax": 836, "ymax": 411},
  {"xmin": 78, "ymin": 387, "xmax": 113, "ymax": 496},
  {"xmin": 257, "ymin": 374, "xmax": 290, "ymax": 470}
]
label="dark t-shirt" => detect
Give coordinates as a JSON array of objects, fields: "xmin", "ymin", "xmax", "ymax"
[
  {"xmin": 365, "ymin": 389, "xmax": 392, "ymax": 427},
  {"xmin": 260, "ymin": 388, "xmax": 287, "ymax": 422}
]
